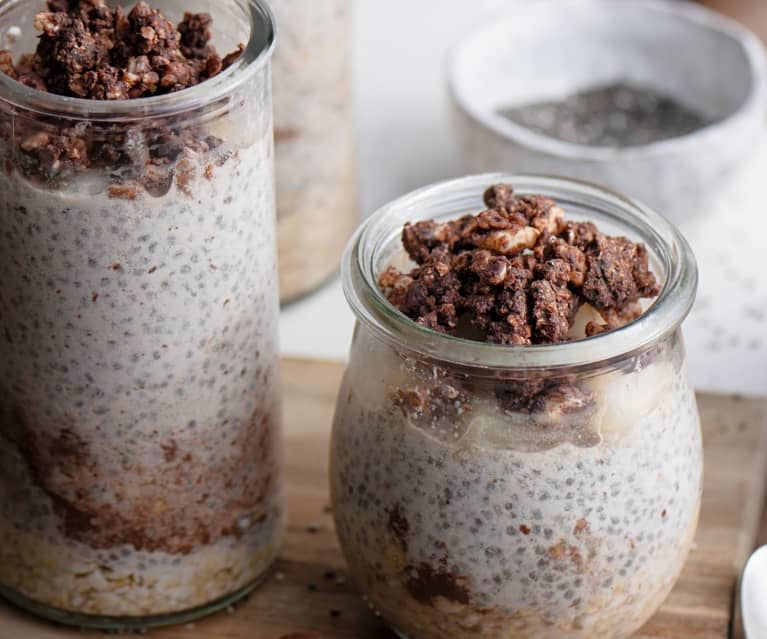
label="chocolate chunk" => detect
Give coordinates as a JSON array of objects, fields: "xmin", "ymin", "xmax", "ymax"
[
  {"xmin": 561, "ymin": 221, "xmax": 599, "ymax": 251},
  {"xmin": 471, "ymin": 250, "xmax": 511, "ymax": 286},
  {"xmin": 530, "ymin": 279, "xmax": 578, "ymax": 344},
  {"xmin": 513, "ymin": 195, "xmax": 564, "ymax": 234},
  {"xmin": 536, "ymin": 258, "xmax": 571, "ymax": 288},
  {"xmin": 582, "ymin": 234, "xmax": 659, "ymax": 316},
  {"xmin": 495, "ymin": 378, "xmax": 546, "ymax": 412},
  {"xmin": 222, "ymin": 44, "xmax": 245, "ymax": 70},
  {"xmin": 555, "ymin": 239, "xmax": 588, "ymax": 287},
  {"xmin": 402, "ymin": 220, "xmax": 449, "ymax": 264},
  {"xmin": 485, "ymin": 289, "xmax": 530, "ymax": 346},
  {"xmin": 178, "ymin": 12, "xmax": 214, "ymax": 60},
  {"xmin": 381, "ymin": 247, "xmax": 461, "ymax": 333},
  {"xmin": 483, "ymin": 183, "xmax": 516, "ymax": 212}
]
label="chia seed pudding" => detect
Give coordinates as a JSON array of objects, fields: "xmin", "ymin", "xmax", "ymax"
[
  {"xmin": 270, "ymin": 0, "xmax": 357, "ymax": 302},
  {"xmin": 330, "ymin": 176, "xmax": 701, "ymax": 639},
  {"xmin": 0, "ymin": 0, "xmax": 281, "ymax": 626}
]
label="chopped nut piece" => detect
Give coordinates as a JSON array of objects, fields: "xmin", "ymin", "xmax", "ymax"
[
  {"xmin": 0, "ymin": 49, "xmax": 17, "ymax": 79},
  {"xmin": 20, "ymin": 132, "xmax": 51, "ymax": 152},
  {"xmin": 475, "ymin": 225, "xmax": 540, "ymax": 256}
]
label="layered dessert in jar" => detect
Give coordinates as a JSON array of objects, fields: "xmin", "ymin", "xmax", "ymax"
[
  {"xmin": 331, "ymin": 176, "xmax": 701, "ymax": 639},
  {"xmin": 270, "ymin": 0, "xmax": 357, "ymax": 302},
  {"xmin": 0, "ymin": 0, "xmax": 281, "ymax": 626}
]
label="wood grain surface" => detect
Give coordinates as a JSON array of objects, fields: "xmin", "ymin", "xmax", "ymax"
[{"xmin": 0, "ymin": 358, "xmax": 766, "ymax": 639}]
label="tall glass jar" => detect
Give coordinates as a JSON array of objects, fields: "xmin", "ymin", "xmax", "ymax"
[
  {"xmin": 270, "ymin": 0, "xmax": 357, "ymax": 303},
  {"xmin": 0, "ymin": 0, "xmax": 281, "ymax": 629},
  {"xmin": 331, "ymin": 174, "xmax": 701, "ymax": 639}
]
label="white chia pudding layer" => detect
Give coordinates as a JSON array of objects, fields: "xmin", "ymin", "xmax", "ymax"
[
  {"xmin": 270, "ymin": 0, "xmax": 357, "ymax": 301},
  {"xmin": 0, "ymin": 133, "xmax": 283, "ymax": 617},
  {"xmin": 331, "ymin": 335, "xmax": 702, "ymax": 639}
]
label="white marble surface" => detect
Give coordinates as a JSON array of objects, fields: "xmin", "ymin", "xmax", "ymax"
[{"xmin": 280, "ymin": 0, "xmax": 767, "ymax": 397}]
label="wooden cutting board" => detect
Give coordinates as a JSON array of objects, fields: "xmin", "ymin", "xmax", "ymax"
[{"xmin": 1, "ymin": 358, "xmax": 766, "ymax": 639}]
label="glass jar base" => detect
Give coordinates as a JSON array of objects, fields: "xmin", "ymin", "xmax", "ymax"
[{"xmin": 0, "ymin": 566, "xmax": 275, "ymax": 631}]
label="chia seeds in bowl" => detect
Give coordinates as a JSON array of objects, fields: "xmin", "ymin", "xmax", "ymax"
[
  {"xmin": 499, "ymin": 83, "xmax": 710, "ymax": 148},
  {"xmin": 449, "ymin": 0, "xmax": 767, "ymax": 221},
  {"xmin": 330, "ymin": 174, "xmax": 701, "ymax": 639},
  {"xmin": 0, "ymin": 0, "xmax": 282, "ymax": 629}
]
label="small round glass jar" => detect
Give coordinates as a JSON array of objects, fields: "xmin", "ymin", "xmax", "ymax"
[
  {"xmin": 0, "ymin": 0, "xmax": 281, "ymax": 629},
  {"xmin": 330, "ymin": 174, "xmax": 701, "ymax": 639}
]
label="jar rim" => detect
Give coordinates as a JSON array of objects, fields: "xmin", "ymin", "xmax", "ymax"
[
  {"xmin": 0, "ymin": 0, "xmax": 275, "ymax": 121},
  {"xmin": 343, "ymin": 173, "xmax": 698, "ymax": 372}
]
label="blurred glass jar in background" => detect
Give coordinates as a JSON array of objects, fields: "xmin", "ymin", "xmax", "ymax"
[
  {"xmin": 270, "ymin": 0, "xmax": 358, "ymax": 303},
  {"xmin": 0, "ymin": 0, "xmax": 282, "ymax": 629},
  {"xmin": 330, "ymin": 175, "xmax": 702, "ymax": 639}
]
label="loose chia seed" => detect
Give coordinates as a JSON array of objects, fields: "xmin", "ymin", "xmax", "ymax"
[{"xmin": 499, "ymin": 83, "xmax": 710, "ymax": 147}]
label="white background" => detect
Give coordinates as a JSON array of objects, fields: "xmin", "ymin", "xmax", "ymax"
[{"xmin": 280, "ymin": 0, "xmax": 767, "ymax": 397}]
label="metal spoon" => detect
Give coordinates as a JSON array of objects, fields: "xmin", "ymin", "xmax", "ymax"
[{"xmin": 742, "ymin": 545, "xmax": 767, "ymax": 638}]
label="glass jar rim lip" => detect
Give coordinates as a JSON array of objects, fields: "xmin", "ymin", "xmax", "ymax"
[
  {"xmin": 0, "ymin": 0, "xmax": 275, "ymax": 121},
  {"xmin": 343, "ymin": 173, "xmax": 699, "ymax": 372}
]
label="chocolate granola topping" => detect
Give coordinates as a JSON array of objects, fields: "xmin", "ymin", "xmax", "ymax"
[
  {"xmin": 380, "ymin": 184, "xmax": 659, "ymax": 345},
  {"xmin": 380, "ymin": 183, "xmax": 660, "ymax": 416},
  {"xmin": 1, "ymin": 0, "xmax": 241, "ymax": 100},
  {"xmin": 0, "ymin": 0, "xmax": 244, "ymax": 186}
]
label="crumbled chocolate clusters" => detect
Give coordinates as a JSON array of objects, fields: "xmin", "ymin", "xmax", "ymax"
[
  {"xmin": 0, "ymin": 0, "xmax": 244, "ymax": 186},
  {"xmin": 380, "ymin": 184, "xmax": 659, "ymax": 344},
  {"xmin": 381, "ymin": 184, "xmax": 660, "ymax": 424},
  {"xmin": 0, "ymin": 0, "xmax": 242, "ymax": 99}
]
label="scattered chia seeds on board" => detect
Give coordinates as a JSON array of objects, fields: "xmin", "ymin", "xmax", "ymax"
[{"xmin": 499, "ymin": 83, "xmax": 710, "ymax": 147}]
